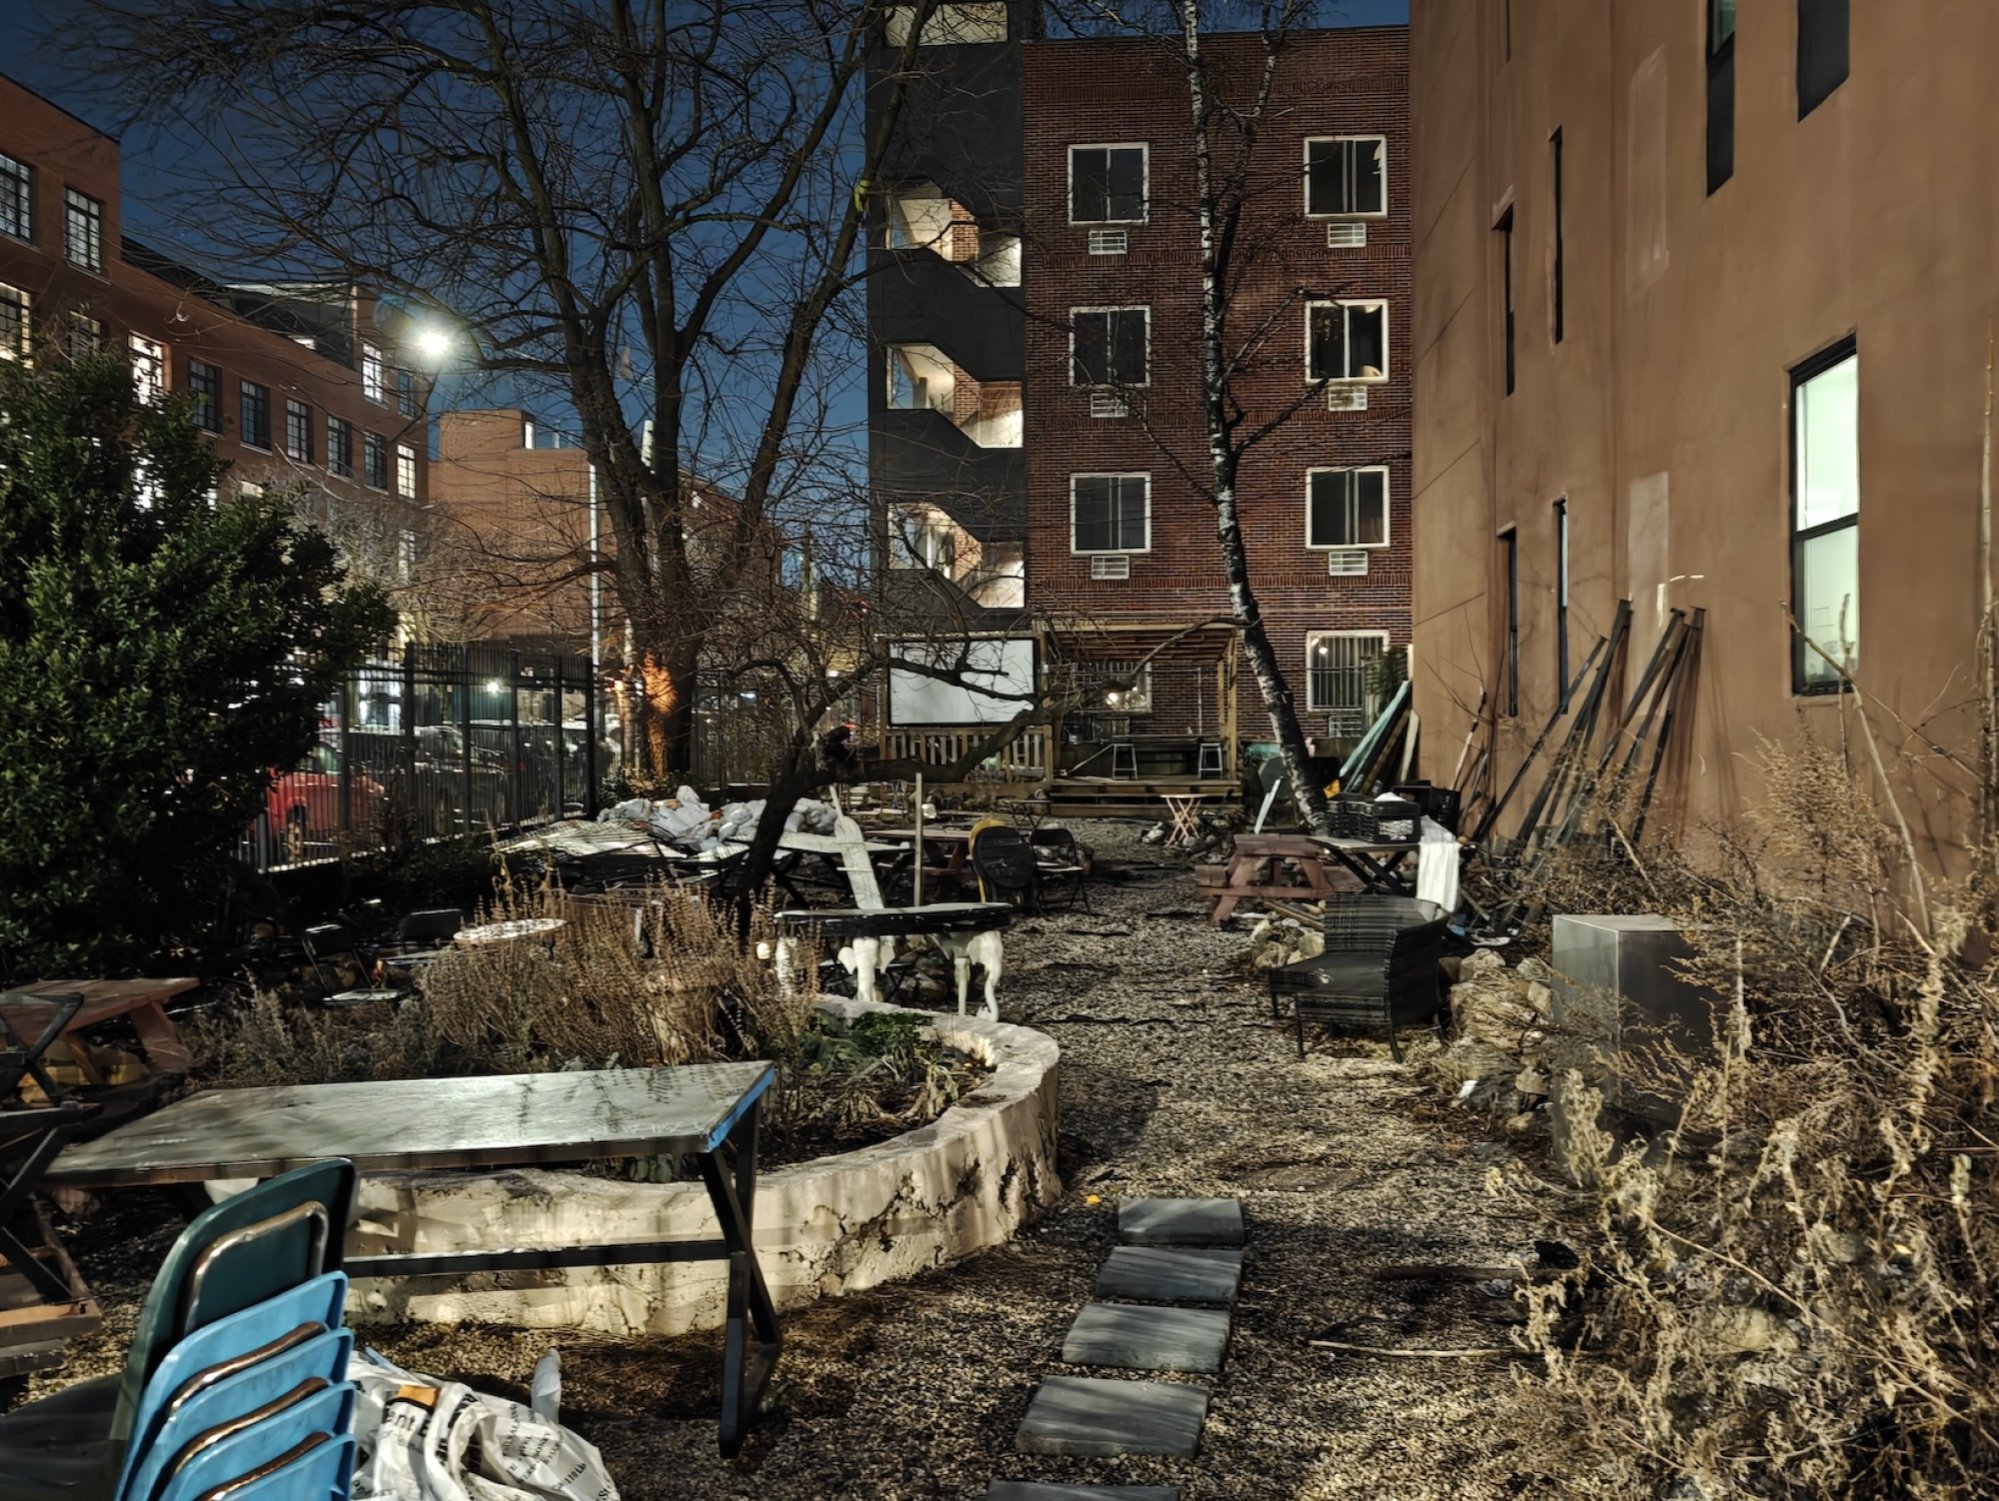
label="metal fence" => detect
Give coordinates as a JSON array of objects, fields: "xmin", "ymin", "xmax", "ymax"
[{"xmin": 241, "ymin": 644, "xmax": 610, "ymax": 872}]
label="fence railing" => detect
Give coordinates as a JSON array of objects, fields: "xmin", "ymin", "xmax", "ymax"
[
  {"xmin": 878, "ymin": 725, "xmax": 1048, "ymax": 782},
  {"xmin": 240, "ymin": 644, "xmax": 608, "ymax": 873}
]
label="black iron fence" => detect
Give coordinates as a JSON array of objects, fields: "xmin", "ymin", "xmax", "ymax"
[{"xmin": 241, "ymin": 644, "xmax": 611, "ymax": 872}]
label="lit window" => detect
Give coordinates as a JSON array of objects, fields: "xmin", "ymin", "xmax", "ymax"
[
  {"xmin": 66, "ymin": 311, "xmax": 105, "ymax": 359},
  {"xmin": 130, "ymin": 334, "xmax": 166, "ymax": 404},
  {"xmin": 1792, "ymin": 339, "xmax": 1858, "ymax": 691},
  {"xmin": 361, "ymin": 344, "xmax": 385, "ymax": 403},
  {"xmin": 0, "ymin": 283, "xmax": 29, "ymax": 360},
  {"xmin": 0, "ymin": 154, "xmax": 30, "ymax": 242},
  {"xmin": 187, "ymin": 360, "xmax": 222, "ymax": 433},
  {"xmin": 326, "ymin": 416, "xmax": 353, "ymax": 477},
  {"xmin": 1306, "ymin": 300, "xmax": 1389, "ymax": 382},
  {"xmin": 1306, "ymin": 632, "xmax": 1389, "ymax": 728},
  {"xmin": 395, "ymin": 442, "xmax": 417, "ymax": 498},
  {"xmin": 884, "ymin": 3, "xmax": 1006, "ymax": 45},
  {"xmin": 363, "ymin": 430, "xmax": 388, "ymax": 489},
  {"xmin": 238, "ymin": 380, "xmax": 271, "ymax": 449},
  {"xmin": 285, "ymin": 399, "xmax": 313, "ymax": 463},
  {"xmin": 1069, "ymin": 145, "xmax": 1147, "ymax": 224},
  {"xmin": 64, "ymin": 189, "xmax": 104, "ymax": 273},
  {"xmin": 1071, "ymin": 308, "xmax": 1149, "ymax": 387},
  {"xmin": 1070, "ymin": 474, "xmax": 1150, "ymax": 554},
  {"xmin": 1306, "ymin": 468, "xmax": 1389, "ymax": 549},
  {"xmin": 1304, "ymin": 137, "xmax": 1387, "ymax": 218}
]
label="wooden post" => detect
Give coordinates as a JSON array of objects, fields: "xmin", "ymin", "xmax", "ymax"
[{"xmin": 912, "ymin": 772, "xmax": 925, "ymax": 907}]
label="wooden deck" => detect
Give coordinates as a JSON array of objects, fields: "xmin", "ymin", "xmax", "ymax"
[{"xmin": 1043, "ymin": 774, "xmax": 1241, "ymax": 819}]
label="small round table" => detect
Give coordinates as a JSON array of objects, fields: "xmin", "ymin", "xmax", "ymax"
[{"xmin": 455, "ymin": 917, "xmax": 568, "ymax": 946}]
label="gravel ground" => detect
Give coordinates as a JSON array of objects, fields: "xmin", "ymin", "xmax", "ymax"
[{"xmin": 7, "ymin": 820, "xmax": 1572, "ymax": 1499}]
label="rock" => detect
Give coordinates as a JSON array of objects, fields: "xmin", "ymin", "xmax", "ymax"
[
  {"xmin": 1462, "ymin": 949, "xmax": 1506, "ymax": 977},
  {"xmin": 1514, "ymin": 1066, "xmax": 1548, "ymax": 1096},
  {"xmin": 1504, "ymin": 1111, "xmax": 1538, "ymax": 1134},
  {"xmin": 1525, "ymin": 981, "xmax": 1554, "ymax": 1019},
  {"xmin": 1516, "ymin": 956, "xmax": 1553, "ymax": 983}
]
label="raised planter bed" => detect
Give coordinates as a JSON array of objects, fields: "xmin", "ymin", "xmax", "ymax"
[{"xmin": 343, "ymin": 998, "xmax": 1061, "ymax": 1336}]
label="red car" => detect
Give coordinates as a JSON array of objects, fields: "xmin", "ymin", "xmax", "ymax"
[{"xmin": 265, "ymin": 739, "xmax": 385, "ymax": 850}]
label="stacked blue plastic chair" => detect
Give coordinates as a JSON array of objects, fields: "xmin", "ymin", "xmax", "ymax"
[{"xmin": 0, "ymin": 1158, "xmax": 359, "ymax": 1500}]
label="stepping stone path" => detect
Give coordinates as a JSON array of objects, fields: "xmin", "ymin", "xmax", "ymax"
[{"xmin": 993, "ymin": 1198, "xmax": 1245, "ymax": 1498}]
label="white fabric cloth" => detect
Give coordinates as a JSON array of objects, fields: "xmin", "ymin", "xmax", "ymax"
[{"xmin": 1414, "ymin": 815, "xmax": 1462, "ymax": 911}]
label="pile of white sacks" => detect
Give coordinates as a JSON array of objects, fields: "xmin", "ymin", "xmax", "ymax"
[{"xmin": 597, "ymin": 784, "xmax": 839, "ymax": 854}]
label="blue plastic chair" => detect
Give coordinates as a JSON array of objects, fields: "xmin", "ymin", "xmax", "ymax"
[
  {"xmin": 186, "ymin": 1433, "xmax": 355, "ymax": 1501},
  {"xmin": 153, "ymin": 1381, "xmax": 354, "ymax": 1501}
]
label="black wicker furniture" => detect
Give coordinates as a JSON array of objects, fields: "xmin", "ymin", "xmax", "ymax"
[{"xmin": 1266, "ymin": 896, "xmax": 1449, "ymax": 1061}]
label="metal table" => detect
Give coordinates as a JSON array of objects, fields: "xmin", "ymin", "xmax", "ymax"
[
  {"xmin": 47, "ymin": 1063, "xmax": 781, "ymax": 1456},
  {"xmin": 774, "ymin": 903, "xmax": 1013, "ymax": 1016},
  {"xmin": 1314, "ymin": 836, "xmax": 1419, "ymax": 896}
]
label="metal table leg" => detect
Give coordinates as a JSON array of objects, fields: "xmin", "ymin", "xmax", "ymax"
[{"xmin": 698, "ymin": 1095, "xmax": 781, "ymax": 1458}]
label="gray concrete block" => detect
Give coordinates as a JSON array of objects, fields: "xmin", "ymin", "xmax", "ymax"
[
  {"xmin": 1095, "ymin": 1246, "xmax": 1243, "ymax": 1305},
  {"xmin": 1014, "ymin": 1375, "xmax": 1210, "ymax": 1458},
  {"xmin": 1117, "ymin": 1198, "xmax": 1245, "ymax": 1247},
  {"xmin": 1061, "ymin": 1303, "xmax": 1231, "ymax": 1373},
  {"xmin": 987, "ymin": 1486, "xmax": 1180, "ymax": 1500}
]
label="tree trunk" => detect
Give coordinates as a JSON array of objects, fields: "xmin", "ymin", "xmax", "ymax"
[{"xmin": 632, "ymin": 636, "xmax": 698, "ymax": 780}]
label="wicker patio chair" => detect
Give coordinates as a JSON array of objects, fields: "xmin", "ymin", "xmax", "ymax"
[{"xmin": 1267, "ymin": 896, "xmax": 1449, "ymax": 1062}]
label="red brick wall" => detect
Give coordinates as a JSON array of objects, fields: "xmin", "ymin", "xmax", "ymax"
[{"xmin": 1022, "ymin": 27, "xmax": 1411, "ymax": 740}]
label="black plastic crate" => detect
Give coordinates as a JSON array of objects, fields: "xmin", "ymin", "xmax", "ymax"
[{"xmin": 1393, "ymin": 782, "xmax": 1462, "ymax": 833}]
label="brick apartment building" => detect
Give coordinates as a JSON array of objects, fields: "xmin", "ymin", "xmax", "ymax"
[
  {"xmin": 868, "ymin": 8, "xmax": 1411, "ymax": 787},
  {"xmin": 1409, "ymin": 0, "xmax": 1999, "ymax": 859},
  {"xmin": 0, "ymin": 74, "xmax": 431, "ymax": 594}
]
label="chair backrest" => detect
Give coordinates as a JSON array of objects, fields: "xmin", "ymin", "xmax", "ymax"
[
  {"xmin": 397, "ymin": 909, "xmax": 463, "ymax": 944},
  {"xmin": 153, "ymin": 1380, "xmax": 354, "ymax": 1501},
  {"xmin": 200, "ymin": 1432, "xmax": 356, "ymax": 1501},
  {"xmin": 1386, "ymin": 903, "xmax": 1450, "ymax": 993},
  {"xmin": 971, "ymin": 828, "xmax": 1039, "ymax": 902},
  {"xmin": 111, "ymin": 1160, "xmax": 356, "ymax": 1444},
  {"xmin": 1029, "ymin": 827, "xmax": 1079, "ymax": 859}
]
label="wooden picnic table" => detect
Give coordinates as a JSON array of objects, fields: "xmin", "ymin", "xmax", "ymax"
[
  {"xmin": 48, "ymin": 1063, "xmax": 782, "ymax": 1457},
  {"xmin": 1195, "ymin": 834, "xmax": 1339, "ymax": 925},
  {"xmin": 1313, "ymin": 835, "xmax": 1420, "ymax": 896},
  {"xmin": 0, "ymin": 978, "xmax": 198, "ymax": 1078},
  {"xmin": 870, "ymin": 826, "xmax": 978, "ymax": 897}
]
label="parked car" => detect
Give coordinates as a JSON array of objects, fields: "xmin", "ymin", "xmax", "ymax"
[
  {"xmin": 345, "ymin": 725, "xmax": 513, "ymax": 836},
  {"xmin": 264, "ymin": 739, "xmax": 386, "ymax": 852}
]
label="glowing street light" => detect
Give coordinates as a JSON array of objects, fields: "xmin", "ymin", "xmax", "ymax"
[{"xmin": 414, "ymin": 326, "xmax": 454, "ymax": 365}]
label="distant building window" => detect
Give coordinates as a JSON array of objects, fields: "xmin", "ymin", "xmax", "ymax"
[
  {"xmin": 326, "ymin": 416, "xmax": 353, "ymax": 477},
  {"xmin": 1069, "ymin": 145, "xmax": 1147, "ymax": 224},
  {"xmin": 395, "ymin": 442, "xmax": 417, "ymax": 498},
  {"xmin": 0, "ymin": 154, "xmax": 30, "ymax": 242},
  {"xmin": 361, "ymin": 343, "xmax": 385, "ymax": 402},
  {"xmin": 1306, "ymin": 631, "xmax": 1388, "ymax": 723},
  {"xmin": 1707, "ymin": 0, "xmax": 1736, "ymax": 192},
  {"xmin": 66, "ymin": 311, "xmax": 105, "ymax": 359},
  {"xmin": 398, "ymin": 529, "xmax": 417, "ymax": 582},
  {"xmin": 884, "ymin": 3, "xmax": 1006, "ymax": 46},
  {"xmin": 1303, "ymin": 137, "xmax": 1387, "ymax": 218},
  {"xmin": 363, "ymin": 430, "xmax": 388, "ymax": 489},
  {"xmin": 1792, "ymin": 338, "xmax": 1859, "ymax": 691},
  {"xmin": 0, "ymin": 283, "xmax": 28, "ymax": 360},
  {"xmin": 64, "ymin": 189, "xmax": 104, "ymax": 273},
  {"xmin": 130, "ymin": 334, "xmax": 166, "ymax": 404},
  {"xmin": 239, "ymin": 380, "xmax": 271, "ymax": 449},
  {"xmin": 396, "ymin": 367, "xmax": 417, "ymax": 417},
  {"xmin": 285, "ymin": 399, "xmax": 313, "ymax": 463},
  {"xmin": 1071, "ymin": 307, "xmax": 1149, "ymax": 387},
  {"xmin": 1797, "ymin": 0, "xmax": 1848, "ymax": 117},
  {"xmin": 1307, "ymin": 467, "xmax": 1389, "ymax": 549},
  {"xmin": 1071, "ymin": 473, "xmax": 1150, "ymax": 554},
  {"xmin": 188, "ymin": 359, "xmax": 222, "ymax": 432},
  {"xmin": 1306, "ymin": 300, "xmax": 1389, "ymax": 383}
]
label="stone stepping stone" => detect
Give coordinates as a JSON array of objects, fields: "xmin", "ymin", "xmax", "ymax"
[
  {"xmin": 1096, "ymin": 1246, "xmax": 1243, "ymax": 1306},
  {"xmin": 1014, "ymin": 1375, "xmax": 1210, "ymax": 1458},
  {"xmin": 1117, "ymin": 1197, "xmax": 1245, "ymax": 1248},
  {"xmin": 988, "ymin": 1486, "xmax": 1180, "ymax": 1500},
  {"xmin": 1061, "ymin": 1303, "xmax": 1230, "ymax": 1374}
]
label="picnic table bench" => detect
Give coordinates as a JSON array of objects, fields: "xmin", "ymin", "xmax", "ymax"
[
  {"xmin": 1195, "ymin": 834, "xmax": 1340, "ymax": 925},
  {"xmin": 0, "ymin": 978, "xmax": 197, "ymax": 1080}
]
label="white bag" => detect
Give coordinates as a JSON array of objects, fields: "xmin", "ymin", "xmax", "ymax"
[{"xmin": 349, "ymin": 1351, "xmax": 620, "ymax": 1501}]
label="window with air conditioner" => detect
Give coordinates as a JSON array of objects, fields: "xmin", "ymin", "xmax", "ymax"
[
  {"xmin": 1306, "ymin": 300, "xmax": 1389, "ymax": 383},
  {"xmin": 1304, "ymin": 136, "xmax": 1387, "ymax": 218},
  {"xmin": 1072, "ymin": 307, "xmax": 1149, "ymax": 388},
  {"xmin": 1069, "ymin": 144, "xmax": 1148, "ymax": 224},
  {"xmin": 1306, "ymin": 631, "xmax": 1389, "ymax": 723},
  {"xmin": 1791, "ymin": 338, "xmax": 1858, "ymax": 692},
  {"xmin": 1306, "ymin": 467, "xmax": 1388, "ymax": 550},
  {"xmin": 1071, "ymin": 473, "xmax": 1150, "ymax": 555}
]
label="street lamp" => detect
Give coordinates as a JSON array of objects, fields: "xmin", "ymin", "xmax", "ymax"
[{"xmin": 414, "ymin": 326, "xmax": 454, "ymax": 365}]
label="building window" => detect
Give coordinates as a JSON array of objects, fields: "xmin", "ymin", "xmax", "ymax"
[
  {"xmin": 396, "ymin": 367, "xmax": 417, "ymax": 418},
  {"xmin": 130, "ymin": 334, "xmax": 166, "ymax": 404},
  {"xmin": 885, "ymin": 3, "xmax": 1007, "ymax": 46},
  {"xmin": 0, "ymin": 154, "xmax": 30, "ymax": 242},
  {"xmin": 1707, "ymin": 0, "xmax": 1736, "ymax": 193},
  {"xmin": 1498, "ymin": 207, "xmax": 1516, "ymax": 396},
  {"xmin": 1307, "ymin": 467, "xmax": 1389, "ymax": 549},
  {"xmin": 1071, "ymin": 474, "xmax": 1150, "ymax": 554},
  {"xmin": 1792, "ymin": 338, "xmax": 1859, "ymax": 692},
  {"xmin": 285, "ymin": 399, "xmax": 313, "ymax": 462},
  {"xmin": 1303, "ymin": 137, "xmax": 1387, "ymax": 218},
  {"xmin": 1068, "ymin": 145, "xmax": 1147, "ymax": 224},
  {"xmin": 0, "ymin": 283, "xmax": 28, "ymax": 361},
  {"xmin": 398, "ymin": 529, "xmax": 417, "ymax": 583},
  {"xmin": 66, "ymin": 311, "xmax": 105, "ymax": 359},
  {"xmin": 1797, "ymin": 0, "xmax": 1848, "ymax": 117},
  {"xmin": 1305, "ymin": 300, "xmax": 1389, "ymax": 383},
  {"xmin": 1550, "ymin": 130, "xmax": 1565, "ymax": 345},
  {"xmin": 395, "ymin": 442, "xmax": 417, "ymax": 498},
  {"xmin": 1501, "ymin": 526, "xmax": 1520, "ymax": 715},
  {"xmin": 238, "ymin": 381, "xmax": 271, "ymax": 449},
  {"xmin": 364, "ymin": 430, "xmax": 388, "ymax": 489},
  {"xmin": 64, "ymin": 189, "xmax": 104, "ymax": 273},
  {"xmin": 1071, "ymin": 308, "xmax": 1149, "ymax": 387},
  {"xmin": 361, "ymin": 343, "xmax": 385, "ymax": 403},
  {"xmin": 187, "ymin": 359, "xmax": 222, "ymax": 433},
  {"xmin": 1306, "ymin": 631, "xmax": 1388, "ymax": 727},
  {"xmin": 1555, "ymin": 498, "xmax": 1571, "ymax": 710},
  {"xmin": 326, "ymin": 416, "xmax": 353, "ymax": 477}
]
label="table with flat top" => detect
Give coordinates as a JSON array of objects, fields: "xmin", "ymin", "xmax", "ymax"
[
  {"xmin": 1314, "ymin": 835, "xmax": 1419, "ymax": 896},
  {"xmin": 46, "ymin": 1063, "xmax": 781, "ymax": 1456},
  {"xmin": 1196, "ymin": 834, "xmax": 1339, "ymax": 925},
  {"xmin": 0, "ymin": 978, "xmax": 198, "ymax": 1079},
  {"xmin": 870, "ymin": 827, "xmax": 978, "ymax": 898}
]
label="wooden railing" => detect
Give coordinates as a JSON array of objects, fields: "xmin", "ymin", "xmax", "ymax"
[{"xmin": 878, "ymin": 725, "xmax": 1048, "ymax": 783}]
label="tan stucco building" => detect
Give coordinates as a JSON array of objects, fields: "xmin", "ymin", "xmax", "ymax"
[{"xmin": 1411, "ymin": 0, "xmax": 1999, "ymax": 859}]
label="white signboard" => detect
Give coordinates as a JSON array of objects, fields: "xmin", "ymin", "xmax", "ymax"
[{"xmin": 888, "ymin": 637, "xmax": 1036, "ymax": 725}]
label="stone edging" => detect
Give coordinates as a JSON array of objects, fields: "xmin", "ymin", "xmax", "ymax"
[{"xmin": 346, "ymin": 998, "xmax": 1062, "ymax": 1336}]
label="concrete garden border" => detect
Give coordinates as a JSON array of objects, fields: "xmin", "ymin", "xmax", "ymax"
[{"xmin": 344, "ymin": 998, "xmax": 1062, "ymax": 1336}]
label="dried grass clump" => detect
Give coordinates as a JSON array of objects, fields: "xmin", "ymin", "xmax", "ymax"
[{"xmin": 1504, "ymin": 733, "xmax": 1999, "ymax": 1500}]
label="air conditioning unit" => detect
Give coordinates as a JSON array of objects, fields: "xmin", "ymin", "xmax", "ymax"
[
  {"xmin": 1326, "ymin": 383, "xmax": 1368, "ymax": 412},
  {"xmin": 1090, "ymin": 391, "xmax": 1129, "ymax": 418},
  {"xmin": 1325, "ymin": 549, "xmax": 1370, "ymax": 577},
  {"xmin": 1090, "ymin": 554, "xmax": 1132, "ymax": 580},
  {"xmin": 1088, "ymin": 228, "xmax": 1129, "ymax": 256},
  {"xmin": 1326, "ymin": 220, "xmax": 1368, "ymax": 249}
]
